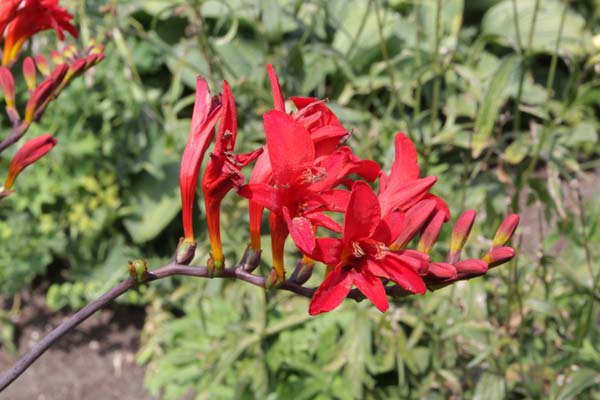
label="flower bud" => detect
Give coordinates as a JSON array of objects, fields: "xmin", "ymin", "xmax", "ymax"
[
  {"xmin": 23, "ymin": 57, "xmax": 37, "ymax": 90},
  {"xmin": 492, "ymin": 214, "xmax": 519, "ymax": 247},
  {"xmin": 427, "ymin": 262, "xmax": 457, "ymax": 281},
  {"xmin": 128, "ymin": 259, "xmax": 148, "ymax": 282},
  {"xmin": 455, "ymin": 259, "xmax": 488, "ymax": 279},
  {"xmin": 417, "ymin": 211, "xmax": 445, "ymax": 254},
  {"xmin": 483, "ymin": 246, "xmax": 515, "ymax": 268},
  {"xmin": 35, "ymin": 55, "xmax": 51, "ymax": 77},
  {"xmin": 447, "ymin": 209, "xmax": 476, "ymax": 264},
  {"xmin": 0, "ymin": 66, "xmax": 16, "ymax": 108},
  {"xmin": 4, "ymin": 134, "xmax": 57, "ymax": 190}
]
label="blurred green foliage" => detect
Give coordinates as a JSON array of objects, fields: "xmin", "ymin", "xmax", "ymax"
[{"xmin": 1, "ymin": 0, "xmax": 600, "ymax": 398}]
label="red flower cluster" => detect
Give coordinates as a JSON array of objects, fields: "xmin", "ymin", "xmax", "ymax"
[
  {"xmin": 0, "ymin": 1, "xmax": 103, "ymax": 195},
  {"xmin": 0, "ymin": 0, "xmax": 77, "ymax": 66},
  {"xmin": 178, "ymin": 65, "xmax": 519, "ymax": 315}
]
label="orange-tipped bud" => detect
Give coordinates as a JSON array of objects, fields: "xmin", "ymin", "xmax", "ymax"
[
  {"xmin": 35, "ymin": 55, "xmax": 51, "ymax": 76},
  {"xmin": 483, "ymin": 246, "xmax": 515, "ymax": 268},
  {"xmin": 23, "ymin": 57, "xmax": 37, "ymax": 90},
  {"xmin": 50, "ymin": 50, "xmax": 63, "ymax": 65},
  {"xmin": 492, "ymin": 214, "xmax": 520, "ymax": 247},
  {"xmin": 25, "ymin": 80, "xmax": 54, "ymax": 123},
  {"xmin": 62, "ymin": 44, "xmax": 77, "ymax": 60},
  {"xmin": 0, "ymin": 66, "xmax": 16, "ymax": 108},
  {"xmin": 447, "ymin": 209, "xmax": 476, "ymax": 264},
  {"xmin": 417, "ymin": 211, "xmax": 445, "ymax": 254},
  {"xmin": 4, "ymin": 134, "xmax": 57, "ymax": 190}
]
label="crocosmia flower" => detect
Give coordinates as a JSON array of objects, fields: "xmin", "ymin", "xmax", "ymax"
[
  {"xmin": 2, "ymin": 0, "xmax": 78, "ymax": 66},
  {"xmin": 202, "ymin": 80, "xmax": 261, "ymax": 270},
  {"xmin": 3, "ymin": 133, "xmax": 57, "ymax": 190},
  {"xmin": 308, "ymin": 181, "xmax": 426, "ymax": 315},
  {"xmin": 179, "ymin": 78, "xmax": 222, "ymax": 243}
]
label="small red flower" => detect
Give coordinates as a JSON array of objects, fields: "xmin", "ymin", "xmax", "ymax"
[
  {"xmin": 308, "ymin": 181, "xmax": 426, "ymax": 315},
  {"xmin": 179, "ymin": 77, "xmax": 222, "ymax": 242},
  {"xmin": 201, "ymin": 80, "xmax": 261, "ymax": 269},
  {"xmin": 239, "ymin": 111, "xmax": 378, "ymax": 282},
  {"xmin": 2, "ymin": 0, "xmax": 78, "ymax": 66},
  {"xmin": 3, "ymin": 133, "xmax": 57, "ymax": 190}
]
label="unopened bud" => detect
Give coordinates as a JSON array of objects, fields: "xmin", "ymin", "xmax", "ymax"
[
  {"xmin": 175, "ymin": 238, "xmax": 196, "ymax": 264},
  {"xmin": 50, "ymin": 50, "xmax": 64, "ymax": 65},
  {"xmin": 128, "ymin": 259, "xmax": 148, "ymax": 282},
  {"xmin": 417, "ymin": 211, "xmax": 445, "ymax": 254},
  {"xmin": 483, "ymin": 246, "xmax": 515, "ymax": 268},
  {"xmin": 427, "ymin": 262, "xmax": 458, "ymax": 281},
  {"xmin": 455, "ymin": 259, "xmax": 488, "ymax": 279},
  {"xmin": 25, "ymin": 80, "xmax": 54, "ymax": 123},
  {"xmin": 23, "ymin": 57, "xmax": 37, "ymax": 90},
  {"xmin": 492, "ymin": 214, "xmax": 519, "ymax": 247},
  {"xmin": 391, "ymin": 199, "xmax": 436, "ymax": 250},
  {"xmin": 0, "ymin": 66, "xmax": 15, "ymax": 108},
  {"xmin": 447, "ymin": 209, "xmax": 476, "ymax": 264},
  {"xmin": 35, "ymin": 55, "xmax": 51, "ymax": 76}
]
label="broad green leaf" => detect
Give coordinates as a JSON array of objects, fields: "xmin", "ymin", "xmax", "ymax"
[
  {"xmin": 123, "ymin": 162, "xmax": 181, "ymax": 243},
  {"xmin": 482, "ymin": 0, "xmax": 593, "ymax": 57}
]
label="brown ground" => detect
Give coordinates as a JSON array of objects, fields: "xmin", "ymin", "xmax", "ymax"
[{"xmin": 0, "ymin": 287, "xmax": 152, "ymax": 400}]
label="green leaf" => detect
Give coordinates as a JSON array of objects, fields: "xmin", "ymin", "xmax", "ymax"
[
  {"xmin": 482, "ymin": 0, "xmax": 593, "ymax": 57},
  {"xmin": 553, "ymin": 368, "xmax": 600, "ymax": 400},
  {"xmin": 473, "ymin": 372, "xmax": 506, "ymax": 400},
  {"xmin": 123, "ymin": 162, "xmax": 181, "ymax": 243},
  {"xmin": 472, "ymin": 55, "xmax": 519, "ymax": 157}
]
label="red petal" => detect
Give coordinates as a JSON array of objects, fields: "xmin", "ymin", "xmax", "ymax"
[
  {"xmin": 283, "ymin": 208, "xmax": 316, "ymax": 255},
  {"xmin": 389, "ymin": 133, "xmax": 420, "ymax": 183},
  {"xmin": 264, "ymin": 110, "xmax": 315, "ymax": 186},
  {"xmin": 307, "ymin": 212, "xmax": 342, "ymax": 233},
  {"xmin": 379, "ymin": 176, "xmax": 437, "ymax": 216},
  {"xmin": 237, "ymin": 184, "xmax": 281, "ymax": 212},
  {"xmin": 214, "ymin": 80, "xmax": 237, "ymax": 154},
  {"xmin": 266, "ymin": 64, "xmax": 285, "ymax": 112},
  {"xmin": 311, "ymin": 238, "xmax": 344, "ymax": 265},
  {"xmin": 343, "ymin": 181, "xmax": 381, "ymax": 243},
  {"xmin": 309, "ymin": 266, "xmax": 353, "ymax": 315},
  {"xmin": 372, "ymin": 209, "xmax": 405, "ymax": 245},
  {"xmin": 375, "ymin": 255, "xmax": 426, "ymax": 294},
  {"xmin": 350, "ymin": 268, "xmax": 389, "ymax": 312}
]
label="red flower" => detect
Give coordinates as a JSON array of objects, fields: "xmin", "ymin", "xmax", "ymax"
[
  {"xmin": 239, "ymin": 111, "xmax": 378, "ymax": 282},
  {"xmin": 308, "ymin": 181, "xmax": 426, "ymax": 315},
  {"xmin": 2, "ymin": 0, "xmax": 78, "ymax": 66},
  {"xmin": 246, "ymin": 65, "xmax": 351, "ymax": 253},
  {"xmin": 179, "ymin": 77, "xmax": 222, "ymax": 243},
  {"xmin": 201, "ymin": 80, "xmax": 261, "ymax": 269},
  {"xmin": 3, "ymin": 133, "xmax": 57, "ymax": 190}
]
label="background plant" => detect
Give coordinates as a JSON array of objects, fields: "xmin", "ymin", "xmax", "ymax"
[{"xmin": 1, "ymin": 0, "xmax": 599, "ymax": 398}]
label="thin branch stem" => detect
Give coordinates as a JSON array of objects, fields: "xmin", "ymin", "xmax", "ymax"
[{"xmin": 0, "ymin": 256, "xmax": 409, "ymax": 391}]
